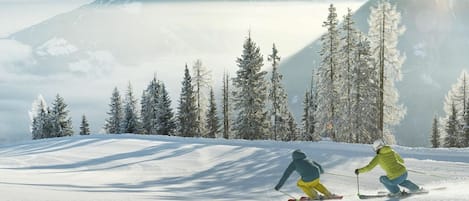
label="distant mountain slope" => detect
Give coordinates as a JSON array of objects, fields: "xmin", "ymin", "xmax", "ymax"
[
  {"xmin": 0, "ymin": 134, "xmax": 467, "ymax": 200},
  {"xmin": 280, "ymin": 0, "xmax": 469, "ymax": 146}
]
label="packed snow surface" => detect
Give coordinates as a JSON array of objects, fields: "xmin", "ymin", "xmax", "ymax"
[{"xmin": 0, "ymin": 134, "xmax": 467, "ymax": 201}]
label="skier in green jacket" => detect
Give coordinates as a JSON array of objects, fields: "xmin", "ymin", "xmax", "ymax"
[
  {"xmin": 275, "ymin": 149, "xmax": 335, "ymax": 200},
  {"xmin": 355, "ymin": 139, "xmax": 422, "ymax": 197}
]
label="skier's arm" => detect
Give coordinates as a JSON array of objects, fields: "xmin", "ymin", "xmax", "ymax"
[
  {"xmin": 358, "ymin": 155, "xmax": 378, "ymax": 174},
  {"xmin": 275, "ymin": 162, "xmax": 295, "ymax": 190},
  {"xmin": 313, "ymin": 161, "xmax": 324, "ymax": 174}
]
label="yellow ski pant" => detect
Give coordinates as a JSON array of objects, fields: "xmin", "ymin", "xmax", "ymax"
[{"xmin": 297, "ymin": 178, "xmax": 331, "ymax": 199}]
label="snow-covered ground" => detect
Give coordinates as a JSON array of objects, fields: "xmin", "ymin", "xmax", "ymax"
[{"xmin": 0, "ymin": 134, "xmax": 467, "ymax": 201}]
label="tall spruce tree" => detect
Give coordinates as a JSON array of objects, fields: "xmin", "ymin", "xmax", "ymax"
[
  {"xmin": 232, "ymin": 33, "xmax": 269, "ymax": 140},
  {"xmin": 80, "ymin": 114, "xmax": 91, "ymax": 135},
  {"xmin": 222, "ymin": 72, "xmax": 231, "ymax": 139},
  {"xmin": 352, "ymin": 35, "xmax": 379, "ymax": 143},
  {"xmin": 368, "ymin": 0, "xmax": 406, "ymax": 142},
  {"xmin": 463, "ymin": 100, "xmax": 469, "ymax": 147},
  {"xmin": 104, "ymin": 87, "xmax": 124, "ymax": 134},
  {"xmin": 205, "ymin": 88, "xmax": 219, "ymax": 138},
  {"xmin": 30, "ymin": 95, "xmax": 51, "ymax": 140},
  {"xmin": 192, "ymin": 59, "xmax": 212, "ymax": 137},
  {"xmin": 441, "ymin": 70, "xmax": 469, "ymax": 145},
  {"xmin": 156, "ymin": 83, "xmax": 176, "ymax": 135},
  {"xmin": 141, "ymin": 76, "xmax": 160, "ymax": 134},
  {"xmin": 445, "ymin": 102, "xmax": 459, "ymax": 147},
  {"xmin": 177, "ymin": 64, "xmax": 198, "ymax": 137},
  {"xmin": 317, "ymin": 4, "xmax": 340, "ymax": 141},
  {"xmin": 302, "ymin": 70, "xmax": 319, "ymax": 141},
  {"xmin": 431, "ymin": 115, "xmax": 440, "ymax": 148},
  {"xmin": 121, "ymin": 82, "xmax": 141, "ymax": 134},
  {"xmin": 268, "ymin": 43, "xmax": 292, "ymax": 141},
  {"xmin": 49, "ymin": 94, "xmax": 73, "ymax": 138},
  {"xmin": 337, "ymin": 8, "xmax": 359, "ymax": 142}
]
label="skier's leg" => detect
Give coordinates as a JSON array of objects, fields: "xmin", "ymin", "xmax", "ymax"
[
  {"xmin": 379, "ymin": 176, "xmax": 401, "ymax": 194},
  {"xmin": 313, "ymin": 180, "xmax": 332, "ymax": 197},
  {"xmin": 297, "ymin": 179, "xmax": 319, "ymax": 199}
]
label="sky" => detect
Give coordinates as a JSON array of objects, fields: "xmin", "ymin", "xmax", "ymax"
[
  {"xmin": 0, "ymin": 0, "xmax": 366, "ymax": 143},
  {"xmin": 0, "ymin": 134, "xmax": 467, "ymax": 200}
]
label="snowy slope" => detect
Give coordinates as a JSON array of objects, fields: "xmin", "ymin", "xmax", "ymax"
[{"xmin": 0, "ymin": 134, "xmax": 467, "ymax": 201}]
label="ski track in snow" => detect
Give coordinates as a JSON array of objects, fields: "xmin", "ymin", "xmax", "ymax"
[{"xmin": 0, "ymin": 134, "xmax": 467, "ymax": 201}]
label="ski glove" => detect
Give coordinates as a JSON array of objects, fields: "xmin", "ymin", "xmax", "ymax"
[
  {"xmin": 354, "ymin": 169, "xmax": 359, "ymax": 175},
  {"xmin": 274, "ymin": 185, "xmax": 280, "ymax": 191}
]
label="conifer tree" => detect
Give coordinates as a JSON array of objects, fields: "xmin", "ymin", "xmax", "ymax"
[
  {"xmin": 30, "ymin": 95, "xmax": 50, "ymax": 140},
  {"xmin": 156, "ymin": 83, "xmax": 176, "ymax": 135},
  {"xmin": 431, "ymin": 115, "xmax": 440, "ymax": 148},
  {"xmin": 302, "ymin": 70, "xmax": 319, "ymax": 141},
  {"xmin": 268, "ymin": 43, "xmax": 292, "ymax": 140},
  {"xmin": 337, "ymin": 8, "xmax": 359, "ymax": 142},
  {"xmin": 444, "ymin": 103, "xmax": 459, "ymax": 147},
  {"xmin": 49, "ymin": 94, "xmax": 73, "ymax": 138},
  {"xmin": 80, "ymin": 114, "xmax": 91, "ymax": 135},
  {"xmin": 441, "ymin": 70, "xmax": 469, "ymax": 143},
  {"xmin": 177, "ymin": 64, "xmax": 198, "ymax": 137},
  {"xmin": 368, "ymin": 0, "xmax": 406, "ymax": 142},
  {"xmin": 463, "ymin": 100, "xmax": 469, "ymax": 147},
  {"xmin": 205, "ymin": 88, "xmax": 219, "ymax": 138},
  {"xmin": 121, "ymin": 82, "xmax": 141, "ymax": 134},
  {"xmin": 232, "ymin": 33, "xmax": 269, "ymax": 140},
  {"xmin": 222, "ymin": 72, "xmax": 231, "ymax": 139},
  {"xmin": 104, "ymin": 87, "xmax": 124, "ymax": 134},
  {"xmin": 317, "ymin": 4, "xmax": 340, "ymax": 141},
  {"xmin": 192, "ymin": 59, "xmax": 212, "ymax": 137},
  {"xmin": 352, "ymin": 35, "xmax": 379, "ymax": 143},
  {"xmin": 141, "ymin": 76, "xmax": 160, "ymax": 134}
]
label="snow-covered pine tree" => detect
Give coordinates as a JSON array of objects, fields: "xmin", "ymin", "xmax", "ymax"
[
  {"xmin": 177, "ymin": 64, "xmax": 198, "ymax": 137},
  {"xmin": 192, "ymin": 59, "xmax": 212, "ymax": 137},
  {"xmin": 441, "ymin": 70, "xmax": 469, "ymax": 146},
  {"xmin": 268, "ymin": 43, "xmax": 292, "ymax": 141},
  {"xmin": 317, "ymin": 4, "xmax": 340, "ymax": 141},
  {"xmin": 232, "ymin": 33, "xmax": 269, "ymax": 140},
  {"xmin": 464, "ymin": 100, "xmax": 469, "ymax": 147},
  {"xmin": 222, "ymin": 72, "xmax": 231, "ymax": 139},
  {"xmin": 368, "ymin": 0, "xmax": 406, "ymax": 142},
  {"xmin": 30, "ymin": 95, "xmax": 51, "ymax": 139},
  {"xmin": 302, "ymin": 69, "xmax": 319, "ymax": 141},
  {"xmin": 445, "ymin": 102, "xmax": 460, "ymax": 147},
  {"xmin": 80, "ymin": 114, "xmax": 91, "ymax": 135},
  {"xmin": 352, "ymin": 34, "xmax": 379, "ymax": 144},
  {"xmin": 104, "ymin": 87, "xmax": 124, "ymax": 134},
  {"xmin": 49, "ymin": 94, "xmax": 73, "ymax": 138},
  {"xmin": 337, "ymin": 8, "xmax": 359, "ymax": 143},
  {"xmin": 284, "ymin": 112, "xmax": 298, "ymax": 141},
  {"xmin": 205, "ymin": 87, "xmax": 219, "ymax": 138},
  {"xmin": 156, "ymin": 83, "xmax": 176, "ymax": 135},
  {"xmin": 121, "ymin": 82, "xmax": 141, "ymax": 134},
  {"xmin": 141, "ymin": 75, "xmax": 160, "ymax": 134},
  {"xmin": 431, "ymin": 115, "xmax": 440, "ymax": 148}
]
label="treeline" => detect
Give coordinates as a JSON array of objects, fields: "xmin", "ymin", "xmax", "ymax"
[
  {"xmin": 431, "ymin": 70, "xmax": 469, "ymax": 148},
  {"xmin": 30, "ymin": 0, "xmax": 410, "ymax": 144}
]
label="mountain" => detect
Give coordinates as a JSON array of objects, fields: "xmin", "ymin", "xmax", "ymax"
[
  {"xmin": 0, "ymin": 134, "xmax": 467, "ymax": 200},
  {"xmin": 279, "ymin": 0, "xmax": 469, "ymax": 146}
]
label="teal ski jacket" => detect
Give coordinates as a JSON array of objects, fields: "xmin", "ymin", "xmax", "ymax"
[{"xmin": 275, "ymin": 150, "xmax": 324, "ymax": 190}]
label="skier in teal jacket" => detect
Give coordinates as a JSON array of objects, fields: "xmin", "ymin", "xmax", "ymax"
[{"xmin": 274, "ymin": 149, "xmax": 334, "ymax": 200}]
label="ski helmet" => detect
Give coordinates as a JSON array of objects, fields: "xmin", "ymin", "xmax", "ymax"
[{"xmin": 372, "ymin": 139, "xmax": 385, "ymax": 152}]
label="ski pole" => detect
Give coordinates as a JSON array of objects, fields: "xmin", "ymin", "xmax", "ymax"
[
  {"xmin": 325, "ymin": 172, "xmax": 355, "ymax": 178},
  {"xmin": 356, "ymin": 174, "xmax": 361, "ymax": 196},
  {"xmin": 407, "ymin": 169, "xmax": 447, "ymax": 179},
  {"xmin": 278, "ymin": 190, "xmax": 296, "ymax": 199}
]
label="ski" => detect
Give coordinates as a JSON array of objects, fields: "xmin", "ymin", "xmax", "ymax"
[
  {"xmin": 359, "ymin": 189, "xmax": 430, "ymax": 199},
  {"xmin": 288, "ymin": 195, "xmax": 343, "ymax": 201}
]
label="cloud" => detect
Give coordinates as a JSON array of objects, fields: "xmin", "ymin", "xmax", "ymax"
[
  {"xmin": 36, "ymin": 37, "xmax": 78, "ymax": 56},
  {"xmin": 0, "ymin": 39, "xmax": 34, "ymax": 68},
  {"xmin": 68, "ymin": 50, "xmax": 116, "ymax": 76}
]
